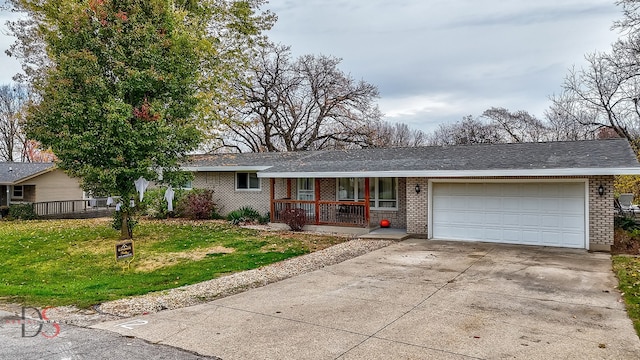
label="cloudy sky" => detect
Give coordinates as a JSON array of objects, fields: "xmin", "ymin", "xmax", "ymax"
[
  {"xmin": 0, "ymin": 1, "xmax": 623, "ymax": 133},
  {"xmin": 263, "ymin": 0, "xmax": 622, "ymax": 132}
]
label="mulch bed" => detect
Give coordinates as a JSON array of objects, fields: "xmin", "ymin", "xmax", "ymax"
[{"xmin": 612, "ymin": 228, "xmax": 640, "ymax": 255}]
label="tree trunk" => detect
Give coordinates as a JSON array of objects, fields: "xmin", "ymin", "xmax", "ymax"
[{"xmin": 120, "ymin": 212, "xmax": 132, "ymax": 240}]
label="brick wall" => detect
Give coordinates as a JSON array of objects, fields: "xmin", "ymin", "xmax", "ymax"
[
  {"xmin": 318, "ymin": 178, "xmax": 333, "ymax": 200},
  {"xmin": 406, "ymin": 177, "xmax": 429, "ymax": 235},
  {"xmin": 192, "ymin": 172, "xmax": 285, "ymax": 215},
  {"xmin": 588, "ymin": 176, "xmax": 614, "ymax": 251}
]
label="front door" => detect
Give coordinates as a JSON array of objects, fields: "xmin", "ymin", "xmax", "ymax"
[
  {"xmin": 0, "ymin": 185, "xmax": 7, "ymax": 206},
  {"xmin": 297, "ymin": 178, "xmax": 315, "ymax": 217}
]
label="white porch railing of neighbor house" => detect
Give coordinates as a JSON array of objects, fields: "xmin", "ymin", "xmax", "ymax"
[{"xmin": 31, "ymin": 198, "xmax": 113, "ymax": 217}]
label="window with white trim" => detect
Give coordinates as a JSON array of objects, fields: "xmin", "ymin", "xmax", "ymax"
[
  {"xmin": 336, "ymin": 178, "xmax": 397, "ymax": 209},
  {"xmin": 297, "ymin": 178, "xmax": 315, "ymax": 216},
  {"xmin": 297, "ymin": 178, "xmax": 314, "ymax": 200},
  {"xmin": 236, "ymin": 172, "xmax": 260, "ymax": 190},
  {"xmin": 12, "ymin": 185, "xmax": 23, "ymax": 199}
]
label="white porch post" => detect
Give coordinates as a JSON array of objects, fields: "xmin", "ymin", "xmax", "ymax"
[{"xmin": 6, "ymin": 185, "xmax": 10, "ymax": 206}]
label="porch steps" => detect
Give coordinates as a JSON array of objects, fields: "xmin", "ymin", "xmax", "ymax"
[{"xmin": 359, "ymin": 228, "xmax": 411, "ymax": 241}]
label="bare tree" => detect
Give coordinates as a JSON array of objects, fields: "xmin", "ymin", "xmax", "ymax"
[
  {"xmin": 427, "ymin": 115, "xmax": 503, "ymax": 146},
  {"xmin": 481, "ymin": 107, "xmax": 548, "ymax": 142},
  {"xmin": 545, "ymin": 94, "xmax": 598, "ymax": 141},
  {"xmin": 362, "ymin": 120, "xmax": 427, "ymax": 148},
  {"xmin": 0, "ymin": 84, "xmax": 28, "ymax": 161},
  {"xmin": 552, "ymin": 53, "xmax": 640, "ymax": 145},
  {"xmin": 550, "ymin": 1, "xmax": 640, "ymax": 151},
  {"xmin": 216, "ymin": 44, "xmax": 382, "ymax": 152}
]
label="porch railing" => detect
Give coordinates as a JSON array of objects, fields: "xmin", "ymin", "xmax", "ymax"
[
  {"xmin": 272, "ymin": 199, "xmax": 367, "ymax": 227},
  {"xmin": 272, "ymin": 200, "xmax": 316, "ymax": 224},
  {"xmin": 31, "ymin": 198, "xmax": 113, "ymax": 217}
]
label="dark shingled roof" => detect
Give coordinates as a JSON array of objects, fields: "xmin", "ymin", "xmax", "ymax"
[
  {"xmin": 263, "ymin": 139, "xmax": 639, "ymax": 173},
  {"xmin": 186, "ymin": 139, "xmax": 640, "ymax": 176},
  {"xmin": 0, "ymin": 162, "xmax": 55, "ymax": 184},
  {"xmin": 186, "ymin": 151, "xmax": 311, "ymax": 167}
]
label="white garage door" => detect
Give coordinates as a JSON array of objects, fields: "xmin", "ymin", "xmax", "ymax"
[{"xmin": 432, "ymin": 182, "xmax": 586, "ymax": 248}]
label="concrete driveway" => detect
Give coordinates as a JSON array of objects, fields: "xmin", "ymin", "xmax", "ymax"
[{"xmin": 93, "ymin": 239, "xmax": 640, "ymax": 359}]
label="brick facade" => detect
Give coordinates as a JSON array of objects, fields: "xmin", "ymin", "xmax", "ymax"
[
  {"xmin": 406, "ymin": 177, "xmax": 429, "ymax": 236},
  {"xmin": 588, "ymin": 176, "xmax": 614, "ymax": 251},
  {"xmin": 192, "ymin": 172, "xmax": 286, "ymax": 215},
  {"xmin": 194, "ymin": 172, "xmax": 616, "ymax": 251}
]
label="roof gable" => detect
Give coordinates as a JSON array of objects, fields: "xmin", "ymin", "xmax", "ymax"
[{"xmin": 0, "ymin": 162, "xmax": 56, "ymax": 184}]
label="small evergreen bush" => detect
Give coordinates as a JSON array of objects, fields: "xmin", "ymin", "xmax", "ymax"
[
  {"xmin": 227, "ymin": 209, "xmax": 245, "ymax": 225},
  {"xmin": 615, "ymin": 215, "xmax": 639, "ymax": 231},
  {"xmin": 238, "ymin": 206, "xmax": 260, "ymax": 221},
  {"xmin": 258, "ymin": 212, "xmax": 270, "ymax": 224},
  {"xmin": 9, "ymin": 204, "xmax": 37, "ymax": 220},
  {"xmin": 226, "ymin": 206, "xmax": 262, "ymax": 225}
]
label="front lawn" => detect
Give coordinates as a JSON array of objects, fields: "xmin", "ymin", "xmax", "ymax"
[
  {"xmin": 0, "ymin": 219, "xmax": 347, "ymax": 308},
  {"xmin": 613, "ymin": 255, "xmax": 640, "ymax": 335}
]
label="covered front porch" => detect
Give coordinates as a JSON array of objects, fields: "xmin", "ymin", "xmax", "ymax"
[{"xmin": 269, "ymin": 178, "xmax": 372, "ymax": 227}]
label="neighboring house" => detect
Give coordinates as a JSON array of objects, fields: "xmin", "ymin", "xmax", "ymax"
[
  {"xmin": 183, "ymin": 139, "xmax": 640, "ymax": 251},
  {"xmin": 0, "ymin": 162, "xmax": 83, "ymax": 207}
]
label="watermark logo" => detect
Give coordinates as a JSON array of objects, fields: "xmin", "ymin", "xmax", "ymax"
[{"xmin": 4, "ymin": 307, "xmax": 61, "ymax": 339}]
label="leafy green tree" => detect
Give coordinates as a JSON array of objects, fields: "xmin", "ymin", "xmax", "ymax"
[{"xmin": 7, "ymin": 0, "xmax": 273, "ymax": 238}]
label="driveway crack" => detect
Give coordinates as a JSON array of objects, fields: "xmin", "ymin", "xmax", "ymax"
[{"xmin": 334, "ymin": 248, "xmax": 494, "ymax": 359}]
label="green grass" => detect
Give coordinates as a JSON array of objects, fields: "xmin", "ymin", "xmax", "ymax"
[
  {"xmin": 612, "ymin": 255, "xmax": 640, "ymax": 336},
  {"xmin": 0, "ymin": 219, "xmax": 345, "ymax": 308}
]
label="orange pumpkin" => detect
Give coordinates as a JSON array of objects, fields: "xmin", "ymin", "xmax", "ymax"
[{"xmin": 380, "ymin": 219, "xmax": 390, "ymax": 228}]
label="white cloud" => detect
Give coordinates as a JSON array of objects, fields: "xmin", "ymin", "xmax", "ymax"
[
  {"xmin": 264, "ymin": 0, "xmax": 621, "ymax": 133},
  {"xmin": 379, "ymin": 94, "xmax": 457, "ymax": 118}
]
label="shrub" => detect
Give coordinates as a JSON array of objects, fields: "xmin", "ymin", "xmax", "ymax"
[
  {"xmin": 176, "ymin": 189, "xmax": 216, "ymax": 220},
  {"xmin": 258, "ymin": 212, "xmax": 270, "ymax": 224},
  {"xmin": 211, "ymin": 210, "xmax": 225, "ymax": 220},
  {"xmin": 280, "ymin": 208, "xmax": 306, "ymax": 231},
  {"xmin": 140, "ymin": 187, "xmax": 186, "ymax": 219},
  {"xmin": 226, "ymin": 206, "xmax": 262, "ymax": 225},
  {"xmin": 227, "ymin": 209, "xmax": 245, "ymax": 225},
  {"xmin": 9, "ymin": 204, "xmax": 37, "ymax": 220},
  {"xmin": 0, "ymin": 206, "xmax": 9, "ymax": 218},
  {"xmin": 615, "ymin": 215, "xmax": 639, "ymax": 231},
  {"xmin": 239, "ymin": 206, "xmax": 260, "ymax": 221}
]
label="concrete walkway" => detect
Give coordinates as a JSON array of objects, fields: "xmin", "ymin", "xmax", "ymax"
[
  {"xmin": 93, "ymin": 239, "xmax": 640, "ymax": 359},
  {"xmin": 358, "ymin": 227, "xmax": 410, "ymax": 241}
]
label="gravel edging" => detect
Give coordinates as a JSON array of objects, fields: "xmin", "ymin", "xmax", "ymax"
[{"xmin": 40, "ymin": 239, "xmax": 394, "ymax": 326}]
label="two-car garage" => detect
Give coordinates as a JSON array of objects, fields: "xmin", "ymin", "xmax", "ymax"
[{"xmin": 430, "ymin": 182, "xmax": 587, "ymax": 249}]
